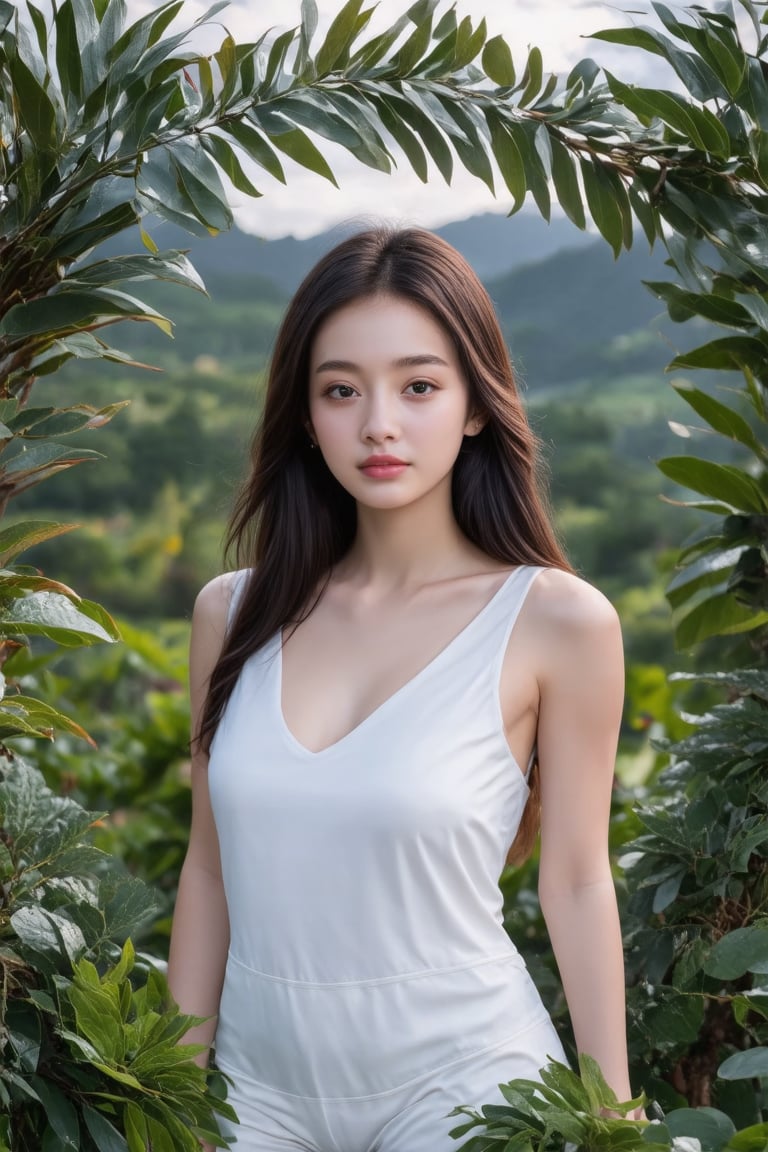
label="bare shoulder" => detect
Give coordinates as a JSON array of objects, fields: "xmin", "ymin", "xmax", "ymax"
[
  {"xmin": 524, "ymin": 569, "xmax": 623, "ymax": 682},
  {"xmin": 190, "ymin": 571, "xmax": 249, "ymax": 684},
  {"xmin": 192, "ymin": 571, "xmax": 244, "ymax": 632},
  {"xmin": 528, "ymin": 568, "xmax": 620, "ymax": 631}
]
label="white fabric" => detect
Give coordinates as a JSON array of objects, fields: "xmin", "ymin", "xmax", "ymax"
[{"xmin": 207, "ymin": 566, "xmax": 565, "ymax": 1147}]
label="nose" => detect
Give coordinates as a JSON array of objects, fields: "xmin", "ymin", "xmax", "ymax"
[{"xmin": 360, "ymin": 388, "xmax": 400, "ymax": 444}]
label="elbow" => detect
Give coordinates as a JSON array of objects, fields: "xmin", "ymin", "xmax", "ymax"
[{"xmin": 538, "ymin": 865, "xmax": 616, "ymax": 915}]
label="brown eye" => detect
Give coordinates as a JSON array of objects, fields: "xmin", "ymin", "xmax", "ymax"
[{"xmin": 406, "ymin": 381, "xmax": 435, "ymax": 395}]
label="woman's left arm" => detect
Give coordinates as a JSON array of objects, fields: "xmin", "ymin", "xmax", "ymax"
[{"xmin": 534, "ymin": 574, "xmax": 631, "ymax": 1102}]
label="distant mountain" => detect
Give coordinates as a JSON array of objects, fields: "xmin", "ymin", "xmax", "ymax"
[
  {"xmin": 105, "ymin": 226, "xmax": 676, "ymax": 392},
  {"xmin": 487, "ymin": 239, "xmax": 673, "ymax": 387},
  {"xmin": 124, "ymin": 209, "xmax": 594, "ymax": 295}
]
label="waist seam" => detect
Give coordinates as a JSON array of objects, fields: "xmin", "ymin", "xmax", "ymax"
[{"xmin": 226, "ymin": 947, "xmax": 523, "ymax": 988}]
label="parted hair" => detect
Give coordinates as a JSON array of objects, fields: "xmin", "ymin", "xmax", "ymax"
[{"xmin": 197, "ymin": 226, "xmax": 573, "ymax": 865}]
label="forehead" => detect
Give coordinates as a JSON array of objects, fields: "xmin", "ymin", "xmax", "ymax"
[{"xmin": 310, "ymin": 294, "xmax": 457, "ymax": 366}]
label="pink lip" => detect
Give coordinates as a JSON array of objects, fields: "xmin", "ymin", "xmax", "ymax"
[
  {"xmin": 360, "ymin": 455, "xmax": 407, "ymax": 466},
  {"xmin": 359, "ymin": 456, "xmax": 409, "ymax": 480}
]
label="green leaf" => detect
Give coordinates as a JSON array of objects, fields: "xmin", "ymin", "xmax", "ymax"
[
  {"xmin": 718, "ymin": 1048, "xmax": 768, "ymax": 1079},
  {"xmin": 628, "ymin": 180, "xmax": 658, "ymax": 247},
  {"xmin": 55, "ymin": 0, "xmax": 84, "ymax": 108},
  {"xmin": 268, "ymin": 126, "xmax": 338, "ymax": 186},
  {"xmin": 373, "ymin": 96, "xmax": 428, "ymax": 183},
  {"xmin": 296, "ymin": 0, "xmax": 319, "ymax": 78},
  {"xmin": 276, "ymin": 91, "xmax": 390, "ymax": 173},
  {"xmin": 384, "ymin": 92, "xmax": 453, "ymax": 183},
  {"xmin": 550, "ymin": 136, "xmax": 586, "ymax": 230},
  {"xmin": 224, "ymin": 119, "xmax": 286, "ymax": 183},
  {"xmin": 672, "ymin": 382, "xmax": 767, "ymax": 460},
  {"xmin": 704, "ymin": 924, "xmax": 768, "ymax": 980},
  {"xmin": 421, "ymin": 93, "xmax": 492, "ymax": 192},
  {"xmin": 260, "ymin": 26, "xmax": 295, "ymax": 93},
  {"xmin": 669, "ymin": 336, "xmax": 768, "ymax": 374},
  {"xmin": 0, "ymin": 441, "xmax": 104, "ymax": 496},
  {"xmin": 124, "ymin": 1101, "xmax": 149, "ymax": 1152},
  {"xmin": 82, "ymin": 1106, "xmax": 129, "ymax": 1152},
  {"xmin": 487, "ymin": 112, "xmax": 526, "ymax": 214},
  {"xmin": 723, "ymin": 1121, "xmax": 768, "ymax": 1150},
  {"xmin": 1, "ymin": 590, "xmax": 120, "ymax": 646},
  {"xmin": 657, "ymin": 457, "xmax": 767, "ymax": 514},
  {"xmin": 673, "ymin": 588, "xmax": 768, "ymax": 648},
  {"xmin": 605, "ymin": 73, "xmax": 731, "ymax": 156},
  {"xmin": 9, "ymin": 41, "xmax": 58, "ymax": 149},
  {"xmin": 666, "ymin": 545, "xmax": 746, "ymax": 607},
  {"xmin": 9, "ymin": 401, "xmax": 130, "ymax": 438},
  {"xmin": 665, "ymin": 1108, "xmax": 736, "ymax": 1148},
  {"xmin": 10, "ymin": 906, "xmax": 87, "ymax": 964},
  {"xmin": 28, "ymin": 1078, "xmax": 79, "ymax": 1149},
  {"xmin": 346, "ymin": 10, "xmax": 412, "ymax": 73},
  {"xmin": 0, "ymin": 521, "xmax": 79, "ymax": 566},
  {"xmin": 394, "ymin": 0, "xmax": 436, "ymax": 74},
  {"xmin": 315, "ymin": 0, "xmax": 364, "ymax": 75},
  {"xmin": 581, "ymin": 158, "xmax": 627, "ymax": 257},
  {"xmin": 578, "ymin": 1052, "xmax": 620, "ymax": 1113},
  {"xmin": 200, "ymin": 133, "xmax": 262, "ymax": 198},
  {"xmin": 167, "ymin": 138, "xmax": 233, "ymax": 232},
  {"xmin": 0, "ymin": 289, "xmax": 173, "ymax": 339},
  {"xmin": 0, "ymin": 694, "xmax": 95, "ymax": 745},
  {"xmin": 516, "ymin": 44, "xmax": 543, "ymax": 107},
  {"xmin": 652, "ymin": 869, "xmax": 685, "ymax": 912},
  {"xmin": 482, "ymin": 34, "xmax": 515, "ymax": 86},
  {"xmin": 591, "ymin": 25, "xmax": 727, "ymax": 102},
  {"xmin": 731, "ymin": 822, "xmax": 768, "ymax": 873},
  {"xmin": 27, "ymin": 2, "xmax": 47, "ymax": 58},
  {"xmin": 69, "ymin": 985, "xmax": 124, "ymax": 1062},
  {"xmin": 68, "ymin": 251, "xmax": 206, "ymax": 294},
  {"xmin": 646, "ymin": 281, "xmax": 756, "ymax": 329},
  {"xmin": 514, "ymin": 121, "xmax": 551, "ymax": 221}
]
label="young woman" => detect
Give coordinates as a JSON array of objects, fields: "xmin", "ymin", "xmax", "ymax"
[{"xmin": 168, "ymin": 227, "xmax": 632, "ymax": 1151}]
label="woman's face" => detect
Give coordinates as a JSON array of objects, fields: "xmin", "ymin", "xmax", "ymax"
[{"xmin": 307, "ymin": 294, "xmax": 481, "ymax": 511}]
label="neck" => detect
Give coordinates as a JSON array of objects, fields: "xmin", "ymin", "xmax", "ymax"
[{"xmin": 338, "ymin": 476, "xmax": 480, "ymax": 591}]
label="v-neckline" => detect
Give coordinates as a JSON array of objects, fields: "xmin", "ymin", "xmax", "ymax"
[{"xmin": 276, "ymin": 567, "xmax": 522, "ymax": 759}]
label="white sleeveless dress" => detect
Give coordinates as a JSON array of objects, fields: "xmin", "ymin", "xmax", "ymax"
[{"xmin": 207, "ymin": 566, "xmax": 565, "ymax": 1151}]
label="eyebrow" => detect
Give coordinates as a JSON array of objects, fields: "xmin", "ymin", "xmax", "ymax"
[{"xmin": 314, "ymin": 354, "xmax": 449, "ymax": 374}]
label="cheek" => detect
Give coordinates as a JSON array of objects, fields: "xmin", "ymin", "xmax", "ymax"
[{"xmin": 310, "ymin": 405, "xmax": 353, "ymax": 452}]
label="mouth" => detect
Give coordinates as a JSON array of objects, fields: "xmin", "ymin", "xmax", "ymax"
[
  {"xmin": 359, "ymin": 455, "xmax": 409, "ymax": 479},
  {"xmin": 360, "ymin": 455, "xmax": 408, "ymax": 467}
]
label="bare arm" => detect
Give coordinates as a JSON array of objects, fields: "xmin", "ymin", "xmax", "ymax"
[
  {"xmin": 533, "ymin": 573, "xmax": 632, "ymax": 1102},
  {"xmin": 167, "ymin": 574, "xmax": 234, "ymax": 1070}
]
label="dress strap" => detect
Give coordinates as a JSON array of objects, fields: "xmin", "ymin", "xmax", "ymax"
[
  {"xmin": 489, "ymin": 566, "xmax": 545, "ymax": 674},
  {"xmin": 226, "ymin": 569, "xmax": 251, "ymax": 631}
]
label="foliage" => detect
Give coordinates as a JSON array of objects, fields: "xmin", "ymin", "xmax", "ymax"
[
  {"xmin": 0, "ymin": 755, "xmax": 236, "ymax": 1151},
  {"xmin": 29, "ymin": 619, "xmax": 193, "ymax": 954},
  {"xmin": 452, "ymin": 1055, "xmax": 655, "ymax": 1152}
]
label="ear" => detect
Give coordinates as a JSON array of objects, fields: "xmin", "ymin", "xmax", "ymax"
[{"xmin": 464, "ymin": 412, "xmax": 487, "ymax": 437}]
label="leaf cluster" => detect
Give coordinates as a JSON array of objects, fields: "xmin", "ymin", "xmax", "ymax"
[
  {"xmin": 0, "ymin": 395, "xmax": 125, "ymax": 745},
  {"xmin": 0, "ymin": 755, "xmax": 233, "ymax": 1152}
]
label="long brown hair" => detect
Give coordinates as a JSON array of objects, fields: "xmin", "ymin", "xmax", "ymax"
[{"xmin": 199, "ymin": 227, "xmax": 572, "ymax": 865}]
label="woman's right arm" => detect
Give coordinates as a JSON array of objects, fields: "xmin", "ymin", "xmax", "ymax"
[{"xmin": 167, "ymin": 574, "xmax": 235, "ymax": 1070}]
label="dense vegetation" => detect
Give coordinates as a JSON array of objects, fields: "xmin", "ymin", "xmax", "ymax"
[{"xmin": 1, "ymin": 0, "xmax": 767, "ymax": 1149}]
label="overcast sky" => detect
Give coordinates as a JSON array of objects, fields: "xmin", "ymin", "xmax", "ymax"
[{"xmin": 126, "ymin": 0, "xmax": 705, "ymax": 238}]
